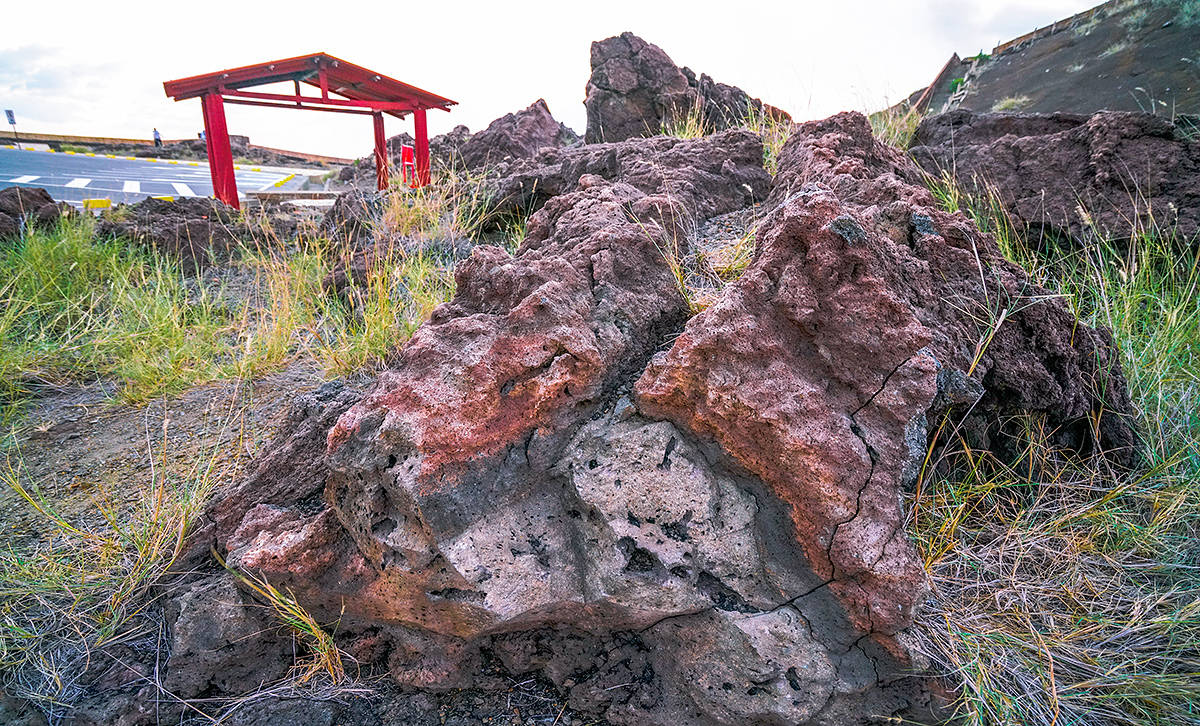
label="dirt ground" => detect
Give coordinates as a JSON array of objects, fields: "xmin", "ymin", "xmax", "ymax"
[{"xmin": 1, "ymin": 359, "xmax": 335, "ymax": 551}]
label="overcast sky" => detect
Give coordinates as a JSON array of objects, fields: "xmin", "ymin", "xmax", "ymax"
[{"xmin": 1, "ymin": 0, "xmax": 1099, "ymax": 158}]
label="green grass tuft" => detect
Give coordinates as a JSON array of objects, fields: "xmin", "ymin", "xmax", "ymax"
[
  {"xmin": 913, "ymin": 175, "xmax": 1200, "ymax": 726},
  {"xmin": 870, "ymin": 105, "xmax": 923, "ymax": 149},
  {"xmin": 661, "ymin": 98, "xmax": 710, "ymax": 140},
  {"xmin": 741, "ymin": 104, "xmax": 792, "ymax": 175},
  {"xmin": 0, "ymin": 216, "xmax": 233, "ymax": 415},
  {"xmin": 0, "ymin": 188, "xmax": 467, "ymax": 425}
]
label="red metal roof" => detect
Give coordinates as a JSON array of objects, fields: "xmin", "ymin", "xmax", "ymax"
[{"xmin": 163, "ymin": 52, "xmax": 456, "ymax": 118}]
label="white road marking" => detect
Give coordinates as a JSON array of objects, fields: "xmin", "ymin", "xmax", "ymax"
[
  {"xmin": 8, "ymin": 175, "xmax": 39, "ymax": 183},
  {"xmin": 65, "ymin": 178, "xmax": 91, "ymax": 188},
  {"xmin": 171, "ymin": 183, "xmax": 196, "ymax": 197},
  {"xmin": 123, "ymin": 181, "xmax": 141, "ymax": 193}
]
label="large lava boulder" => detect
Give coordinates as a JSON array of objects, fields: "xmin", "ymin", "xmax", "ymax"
[
  {"xmin": 0, "ymin": 186, "xmax": 73, "ymax": 241},
  {"xmin": 458, "ymin": 99, "xmax": 579, "ymax": 170},
  {"xmin": 909, "ymin": 109, "xmax": 1200, "ymax": 244},
  {"xmin": 584, "ymin": 32, "xmax": 785, "ymax": 143},
  {"xmin": 182, "ymin": 112, "xmax": 1134, "ymax": 726}
]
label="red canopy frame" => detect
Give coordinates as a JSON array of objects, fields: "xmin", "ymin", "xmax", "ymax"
[{"xmin": 163, "ymin": 53, "xmax": 456, "ymax": 208}]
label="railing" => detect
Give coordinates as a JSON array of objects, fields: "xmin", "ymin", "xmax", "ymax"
[{"xmin": 992, "ymin": 0, "xmax": 1123, "ymax": 57}]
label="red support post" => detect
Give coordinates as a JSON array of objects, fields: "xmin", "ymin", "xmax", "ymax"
[
  {"xmin": 372, "ymin": 112, "xmax": 389, "ymax": 190},
  {"xmin": 413, "ymin": 107, "xmax": 430, "ymax": 186},
  {"xmin": 201, "ymin": 93, "xmax": 239, "ymax": 209}
]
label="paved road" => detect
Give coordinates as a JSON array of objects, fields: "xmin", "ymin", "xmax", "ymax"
[{"xmin": 0, "ymin": 146, "xmax": 307, "ymax": 205}]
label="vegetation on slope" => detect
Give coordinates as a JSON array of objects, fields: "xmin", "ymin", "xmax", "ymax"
[
  {"xmin": 0, "ymin": 184, "xmax": 473, "ymax": 425},
  {"xmin": 914, "ymin": 174, "xmax": 1200, "ymax": 726}
]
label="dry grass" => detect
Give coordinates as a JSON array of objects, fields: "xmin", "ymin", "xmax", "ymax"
[
  {"xmin": 661, "ymin": 97, "xmax": 710, "ymax": 139},
  {"xmin": 870, "ymin": 105, "xmax": 923, "ymax": 149},
  {"xmin": 0, "ymin": 176, "xmax": 472, "ymax": 715},
  {"xmin": 914, "ymin": 175, "xmax": 1200, "ymax": 726},
  {"xmin": 223, "ymin": 563, "xmax": 347, "ymax": 687},
  {"xmin": 0, "ymin": 404, "xmax": 245, "ymax": 719},
  {"xmin": 741, "ymin": 104, "xmax": 792, "ymax": 175},
  {"xmin": 992, "ymin": 95, "xmax": 1033, "ymax": 112}
]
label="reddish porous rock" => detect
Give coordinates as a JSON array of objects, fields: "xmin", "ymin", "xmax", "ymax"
[
  {"xmin": 458, "ymin": 99, "xmax": 579, "ymax": 170},
  {"xmin": 189, "ymin": 113, "xmax": 1134, "ymax": 726},
  {"xmin": 584, "ymin": 32, "xmax": 785, "ymax": 143},
  {"xmin": 909, "ymin": 109, "xmax": 1200, "ymax": 244},
  {"xmin": 486, "ymin": 128, "xmax": 771, "ymax": 223},
  {"xmin": 639, "ymin": 110, "xmax": 1136, "ymax": 643}
]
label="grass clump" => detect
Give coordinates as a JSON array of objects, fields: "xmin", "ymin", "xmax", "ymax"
[
  {"xmin": 869, "ymin": 105, "xmax": 923, "ymax": 149},
  {"xmin": 913, "ymin": 176, "xmax": 1200, "ymax": 726},
  {"xmin": 0, "ymin": 182, "xmax": 472, "ymax": 425},
  {"xmin": 308, "ymin": 245, "xmax": 454, "ymax": 376},
  {"xmin": 741, "ymin": 103, "xmax": 792, "ymax": 175},
  {"xmin": 1101, "ymin": 40, "xmax": 1131, "ymax": 58},
  {"xmin": 381, "ymin": 164, "xmax": 497, "ymax": 238},
  {"xmin": 992, "ymin": 95, "xmax": 1032, "ymax": 112},
  {"xmin": 0, "ymin": 417, "xmax": 234, "ymax": 718},
  {"xmin": 0, "ymin": 217, "xmax": 232, "ymax": 413},
  {"xmin": 223, "ymin": 563, "xmax": 347, "ymax": 687},
  {"xmin": 661, "ymin": 97, "xmax": 709, "ymax": 140}
]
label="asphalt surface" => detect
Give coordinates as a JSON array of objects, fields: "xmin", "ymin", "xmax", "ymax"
[{"xmin": 0, "ymin": 146, "xmax": 304, "ymax": 205}]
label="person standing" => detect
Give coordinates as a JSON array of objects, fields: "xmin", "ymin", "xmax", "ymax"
[{"xmin": 153, "ymin": 128, "xmax": 162, "ymax": 148}]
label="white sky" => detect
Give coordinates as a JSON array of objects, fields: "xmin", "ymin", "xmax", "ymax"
[{"xmin": 1, "ymin": 0, "xmax": 1099, "ymax": 159}]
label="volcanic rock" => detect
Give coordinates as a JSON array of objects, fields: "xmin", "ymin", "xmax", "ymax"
[
  {"xmin": 0, "ymin": 186, "xmax": 73, "ymax": 241},
  {"xmin": 94, "ymin": 196, "xmax": 248, "ymax": 272},
  {"xmin": 909, "ymin": 109, "xmax": 1200, "ymax": 244},
  {"xmin": 638, "ymin": 111, "xmax": 1137, "ymax": 659},
  {"xmin": 458, "ymin": 99, "xmax": 579, "ymax": 170},
  {"xmin": 485, "ymin": 127, "xmax": 771, "ymax": 223},
  {"xmin": 195, "ymin": 112, "xmax": 1134, "ymax": 726},
  {"xmin": 584, "ymin": 32, "xmax": 784, "ymax": 143},
  {"xmin": 162, "ymin": 574, "xmax": 292, "ymax": 699}
]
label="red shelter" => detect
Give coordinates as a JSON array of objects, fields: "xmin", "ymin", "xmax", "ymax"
[{"xmin": 163, "ymin": 53, "xmax": 456, "ymax": 208}]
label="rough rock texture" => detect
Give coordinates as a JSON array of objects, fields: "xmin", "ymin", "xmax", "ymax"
[
  {"xmin": 638, "ymin": 112, "xmax": 1137, "ymax": 657},
  {"xmin": 683, "ymin": 66, "xmax": 763, "ymax": 132},
  {"xmin": 337, "ymin": 98, "xmax": 581, "ymax": 186},
  {"xmin": 485, "ymin": 128, "xmax": 771, "ymax": 223},
  {"xmin": 458, "ymin": 99, "xmax": 579, "ymax": 170},
  {"xmin": 584, "ymin": 32, "xmax": 785, "ymax": 143},
  {"xmin": 94, "ymin": 197, "xmax": 249, "ymax": 272},
  {"xmin": 910, "ymin": 109, "xmax": 1200, "ymax": 244},
  {"xmin": 186, "ymin": 113, "xmax": 1135, "ymax": 726},
  {"xmin": 162, "ymin": 574, "xmax": 292, "ymax": 699},
  {"xmin": 0, "ymin": 186, "xmax": 73, "ymax": 241}
]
